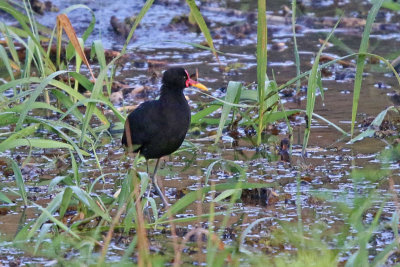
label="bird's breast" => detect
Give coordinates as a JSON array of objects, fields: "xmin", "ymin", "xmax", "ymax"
[{"xmin": 164, "ymin": 102, "xmax": 190, "ymax": 128}]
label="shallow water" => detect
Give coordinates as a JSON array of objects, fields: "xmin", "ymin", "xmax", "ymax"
[{"xmin": 1, "ymin": 0, "xmax": 400, "ymax": 265}]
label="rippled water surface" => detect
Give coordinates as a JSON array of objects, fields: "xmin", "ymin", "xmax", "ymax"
[{"xmin": 1, "ymin": 0, "xmax": 400, "ymax": 265}]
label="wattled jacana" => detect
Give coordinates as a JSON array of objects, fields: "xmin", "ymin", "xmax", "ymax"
[{"xmin": 122, "ymin": 67, "xmax": 208, "ymax": 206}]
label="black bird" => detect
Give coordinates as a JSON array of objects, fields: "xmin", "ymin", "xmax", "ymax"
[{"xmin": 122, "ymin": 67, "xmax": 208, "ymax": 206}]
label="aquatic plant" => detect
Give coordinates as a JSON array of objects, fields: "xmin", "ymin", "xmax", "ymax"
[{"xmin": 0, "ymin": 0, "xmax": 400, "ymax": 265}]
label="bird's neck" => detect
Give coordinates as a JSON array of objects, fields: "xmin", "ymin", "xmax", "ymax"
[{"xmin": 160, "ymin": 85, "xmax": 185, "ymax": 101}]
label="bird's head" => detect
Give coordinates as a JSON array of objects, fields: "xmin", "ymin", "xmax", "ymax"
[{"xmin": 162, "ymin": 67, "xmax": 208, "ymax": 91}]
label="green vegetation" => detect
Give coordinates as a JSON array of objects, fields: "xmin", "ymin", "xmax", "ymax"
[{"xmin": 0, "ymin": 0, "xmax": 400, "ymax": 266}]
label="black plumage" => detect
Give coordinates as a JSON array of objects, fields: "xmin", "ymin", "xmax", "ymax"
[{"xmin": 122, "ymin": 67, "xmax": 208, "ymax": 206}]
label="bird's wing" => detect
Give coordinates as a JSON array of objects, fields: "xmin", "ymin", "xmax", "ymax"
[{"xmin": 122, "ymin": 100, "xmax": 162, "ymax": 148}]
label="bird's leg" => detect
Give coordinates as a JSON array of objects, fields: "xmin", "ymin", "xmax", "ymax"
[
  {"xmin": 146, "ymin": 160, "xmax": 153, "ymax": 200},
  {"xmin": 152, "ymin": 158, "xmax": 170, "ymax": 207}
]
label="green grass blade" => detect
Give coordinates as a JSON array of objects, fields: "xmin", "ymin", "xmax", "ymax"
[
  {"xmin": 157, "ymin": 182, "xmax": 274, "ymax": 222},
  {"xmin": 88, "ymin": 173, "xmax": 110, "ymax": 194},
  {"xmin": 49, "ymin": 80, "xmax": 110, "ymax": 125},
  {"xmin": 68, "ymin": 72, "xmax": 94, "ymax": 92},
  {"xmin": 0, "ymin": 45, "xmax": 15, "ymax": 81},
  {"xmin": 73, "ymin": 38, "xmax": 84, "ymax": 98},
  {"xmin": 79, "ymin": 56, "xmax": 122, "ymax": 146},
  {"xmin": 23, "ymin": 1, "xmax": 46, "ymax": 76},
  {"xmin": 1, "ymin": 138, "xmax": 77, "ymax": 151},
  {"xmin": 69, "ymin": 186, "xmax": 111, "ymax": 221},
  {"xmin": 16, "ymin": 70, "xmax": 68, "ymax": 130},
  {"xmin": 92, "ymin": 40, "xmax": 111, "ymax": 96},
  {"xmin": 371, "ymin": 240, "xmax": 398, "ymax": 267},
  {"xmin": 70, "ymin": 150, "xmax": 79, "ymax": 185},
  {"xmin": 14, "ymin": 220, "xmax": 33, "ymax": 242},
  {"xmin": 191, "ymin": 104, "xmax": 221, "ymax": 124},
  {"xmin": 240, "ymin": 89, "xmax": 258, "ymax": 102},
  {"xmin": 214, "ymin": 81, "xmax": 242, "ymax": 144},
  {"xmin": 0, "ymin": 77, "xmax": 40, "ymax": 94},
  {"xmin": 164, "ymin": 40, "xmax": 225, "ymax": 55},
  {"xmin": 121, "ymin": 0, "xmax": 154, "ymax": 55},
  {"xmin": 266, "ymin": 80, "xmax": 278, "ymax": 111},
  {"xmin": 93, "ymin": 40, "xmax": 107, "ymax": 70},
  {"xmin": 192, "ymin": 89, "xmax": 258, "ymax": 108},
  {"xmin": 7, "ymin": 101, "xmax": 63, "ymax": 114},
  {"xmin": 262, "ymin": 109, "xmax": 301, "ymax": 125},
  {"xmin": 59, "ymin": 187, "xmax": 73, "ymax": 218},
  {"xmin": 204, "ymin": 159, "xmax": 223, "ymax": 187},
  {"xmin": 349, "ymin": 106, "xmax": 397, "ymax": 144},
  {"xmin": 0, "ymin": 22, "xmax": 21, "ymax": 67},
  {"xmin": 23, "ymin": 0, "xmax": 38, "ymax": 39},
  {"xmin": 381, "ymin": 0, "xmax": 400, "ymax": 11},
  {"xmin": 0, "ymin": 192, "xmax": 12, "ymax": 204},
  {"xmin": 0, "ymin": 112, "xmax": 27, "ymax": 126},
  {"xmin": 366, "ymin": 52, "xmax": 400, "ymax": 85},
  {"xmin": 277, "ymin": 51, "xmax": 400, "ymax": 92},
  {"xmin": 19, "ymin": 33, "xmax": 38, "ymax": 78},
  {"xmin": 8, "ymin": 159, "xmax": 28, "ymax": 206},
  {"xmin": 212, "ymin": 189, "xmax": 239, "ymax": 202},
  {"xmin": 146, "ymin": 197, "xmax": 158, "ymax": 220},
  {"xmin": 48, "ymin": 175, "xmax": 72, "ymax": 192},
  {"xmin": 310, "ymin": 112, "xmax": 349, "ymax": 136},
  {"xmin": 291, "ymin": 0, "xmax": 301, "ymax": 92},
  {"xmin": 256, "ymin": 0, "xmax": 267, "ymax": 145},
  {"xmin": 0, "ymin": 123, "xmax": 39, "ymax": 151},
  {"xmin": 150, "ymin": 210, "xmax": 240, "ymax": 225},
  {"xmin": 326, "ymin": 34, "xmax": 355, "ymax": 55},
  {"xmin": 0, "ymin": 112, "xmax": 90, "ymax": 159},
  {"xmin": 278, "ymin": 53, "xmax": 357, "ymax": 90},
  {"xmin": 33, "ymin": 223, "xmax": 52, "ymax": 255},
  {"xmin": 24, "ymin": 192, "xmax": 61, "ymax": 239},
  {"xmin": 392, "ymin": 211, "xmax": 400, "ymax": 239},
  {"xmin": 0, "ymin": 1, "xmax": 55, "ymax": 72},
  {"xmin": 1, "ymin": 90, "xmax": 34, "ymax": 109},
  {"xmin": 62, "ymin": 97, "xmax": 124, "ymax": 125},
  {"xmin": 107, "ymin": 0, "xmax": 155, "ymax": 101},
  {"xmin": 2, "ymin": 25, "xmax": 30, "ymax": 39},
  {"xmin": 239, "ymin": 217, "xmax": 269, "ymax": 255},
  {"xmin": 351, "ymin": 0, "xmax": 384, "ymax": 137},
  {"xmin": 1, "ymin": 75, "xmax": 118, "ymax": 127},
  {"xmin": 38, "ymin": 118, "xmax": 90, "ymax": 160},
  {"xmin": 302, "ymin": 18, "xmax": 341, "ymax": 155},
  {"xmin": 317, "ymin": 71, "xmax": 325, "ymax": 102},
  {"xmin": 33, "ymin": 202, "xmax": 80, "ymax": 240},
  {"xmin": 185, "ymin": 0, "xmax": 218, "ymax": 61},
  {"xmin": 51, "ymin": 89, "xmax": 84, "ymax": 122}
]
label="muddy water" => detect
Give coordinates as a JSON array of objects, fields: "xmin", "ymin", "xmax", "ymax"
[{"xmin": 1, "ymin": 0, "xmax": 400, "ymax": 265}]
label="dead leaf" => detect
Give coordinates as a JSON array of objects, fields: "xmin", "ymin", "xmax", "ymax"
[{"xmin": 57, "ymin": 14, "xmax": 95, "ymax": 81}]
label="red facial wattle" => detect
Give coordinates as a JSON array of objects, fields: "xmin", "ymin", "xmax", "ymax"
[
  {"xmin": 184, "ymin": 70, "xmax": 208, "ymax": 91},
  {"xmin": 185, "ymin": 70, "xmax": 193, "ymax": 87}
]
